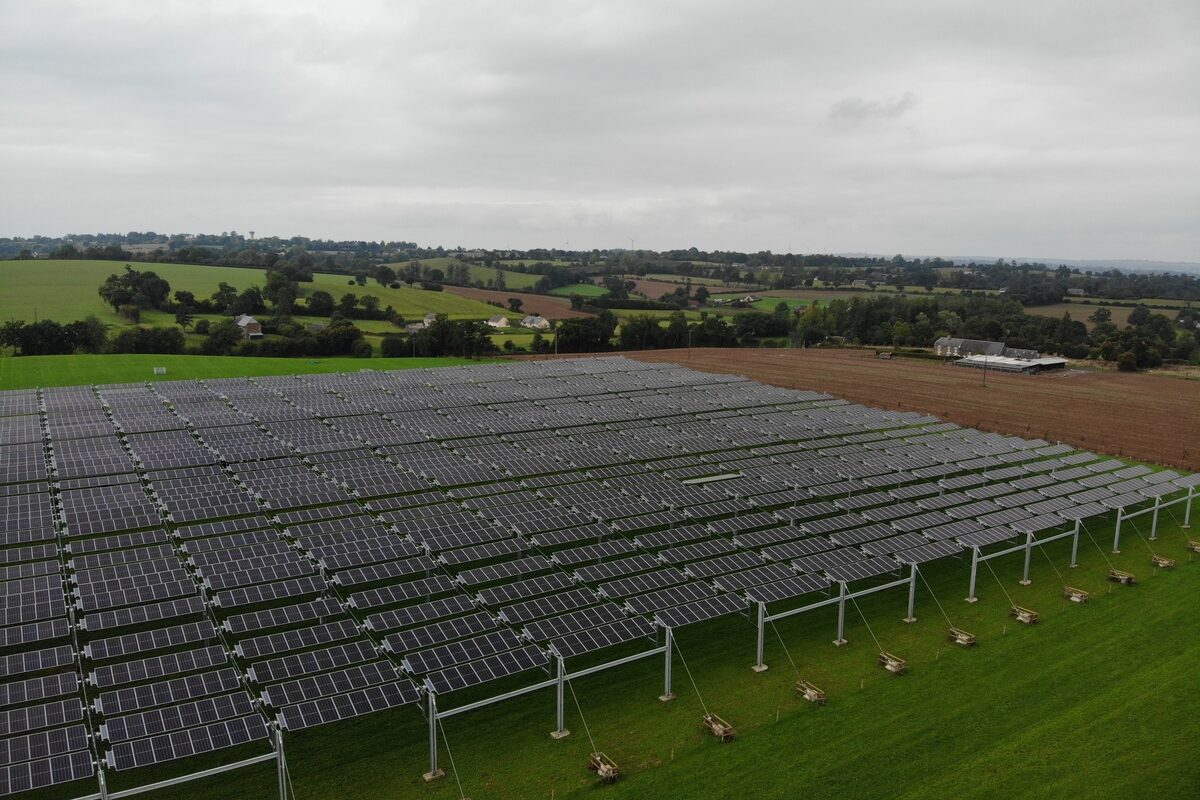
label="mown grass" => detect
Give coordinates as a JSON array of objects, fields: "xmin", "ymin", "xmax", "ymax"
[
  {"xmin": 0, "ymin": 354, "xmax": 486, "ymax": 390},
  {"xmin": 549, "ymin": 283, "xmax": 608, "ymax": 298},
  {"xmin": 0, "ymin": 260, "xmax": 508, "ymax": 329},
  {"xmin": 104, "ymin": 507, "xmax": 1199, "ymax": 800}
]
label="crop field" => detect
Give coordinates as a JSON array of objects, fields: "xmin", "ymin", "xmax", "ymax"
[
  {"xmin": 440, "ymin": 286, "xmax": 589, "ymax": 319},
  {"xmin": 548, "ymin": 283, "xmax": 608, "ymax": 298},
  {"xmin": 627, "ymin": 348, "xmax": 1200, "ymax": 472},
  {"xmin": 387, "ymin": 259, "xmax": 544, "ymax": 290},
  {"xmin": 0, "ymin": 353, "xmax": 481, "ymax": 390},
  {"xmin": 1024, "ymin": 303, "xmax": 1135, "ymax": 329},
  {"xmin": 0, "ymin": 260, "xmax": 509, "ymax": 329}
]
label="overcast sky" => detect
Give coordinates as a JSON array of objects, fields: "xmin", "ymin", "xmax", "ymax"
[{"xmin": 2, "ymin": 1, "xmax": 1198, "ymax": 260}]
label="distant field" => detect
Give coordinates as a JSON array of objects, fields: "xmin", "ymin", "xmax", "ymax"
[
  {"xmin": 1071, "ymin": 296, "xmax": 1195, "ymax": 309},
  {"xmin": 548, "ymin": 283, "xmax": 608, "ymax": 297},
  {"xmin": 0, "ymin": 354, "xmax": 481, "ymax": 390},
  {"xmin": 629, "ymin": 348, "xmax": 1200, "ymax": 472},
  {"xmin": 440, "ymin": 286, "xmax": 590, "ymax": 320},
  {"xmin": 710, "ymin": 293, "xmax": 809, "ymax": 312},
  {"xmin": 0, "ymin": 259, "xmax": 508, "ymax": 329},
  {"xmin": 1025, "ymin": 303, "xmax": 1135, "ymax": 329},
  {"xmin": 385, "ymin": 258, "xmax": 543, "ymax": 290}
]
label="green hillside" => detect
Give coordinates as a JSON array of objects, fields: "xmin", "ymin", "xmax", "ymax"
[{"xmin": 0, "ymin": 260, "xmax": 509, "ymax": 328}]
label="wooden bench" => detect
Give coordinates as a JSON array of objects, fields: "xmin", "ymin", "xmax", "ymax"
[
  {"xmin": 1152, "ymin": 554, "xmax": 1176, "ymax": 569},
  {"xmin": 587, "ymin": 752, "xmax": 620, "ymax": 784},
  {"xmin": 702, "ymin": 713, "xmax": 736, "ymax": 743},
  {"xmin": 1063, "ymin": 586, "xmax": 1090, "ymax": 603},
  {"xmin": 795, "ymin": 679, "xmax": 827, "ymax": 705},
  {"xmin": 1108, "ymin": 568, "xmax": 1136, "ymax": 585},
  {"xmin": 878, "ymin": 651, "xmax": 908, "ymax": 674},
  {"xmin": 1010, "ymin": 605, "xmax": 1039, "ymax": 624},
  {"xmin": 947, "ymin": 626, "xmax": 976, "ymax": 647}
]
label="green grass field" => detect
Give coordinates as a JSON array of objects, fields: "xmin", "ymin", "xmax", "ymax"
[
  {"xmin": 384, "ymin": 259, "xmax": 544, "ymax": 290},
  {"xmin": 710, "ymin": 294, "xmax": 809, "ymax": 312},
  {"xmin": 114, "ymin": 505, "xmax": 1198, "ymax": 800},
  {"xmin": 0, "ymin": 354, "xmax": 484, "ymax": 390},
  {"xmin": 0, "ymin": 260, "xmax": 509, "ymax": 329},
  {"xmin": 548, "ymin": 283, "xmax": 608, "ymax": 297}
]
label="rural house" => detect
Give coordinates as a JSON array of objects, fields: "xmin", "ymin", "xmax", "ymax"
[
  {"xmin": 520, "ymin": 314, "xmax": 551, "ymax": 330},
  {"xmin": 235, "ymin": 315, "xmax": 263, "ymax": 339},
  {"xmin": 486, "ymin": 315, "xmax": 510, "ymax": 329}
]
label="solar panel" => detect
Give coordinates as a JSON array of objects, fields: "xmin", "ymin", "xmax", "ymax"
[
  {"xmin": 745, "ymin": 574, "xmax": 832, "ymax": 604},
  {"xmin": 424, "ymin": 645, "xmax": 548, "ymax": 694},
  {"xmin": 0, "ymin": 750, "xmax": 94, "ymax": 795},
  {"xmin": 102, "ymin": 692, "xmax": 255, "ymax": 743},
  {"xmin": 262, "ymin": 661, "xmax": 400, "ymax": 708},
  {"xmin": 655, "ymin": 593, "xmax": 747, "ymax": 627},
  {"xmin": 89, "ymin": 645, "xmax": 228, "ymax": 689},
  {"xmin": 106, "ymin": 714, "xmax": 270, "ymax": 770},
  {"xmin": 278, "ymin": 681, "xmax": 421, "ymax": 731},
  {"xmin": 549, "ymin": 617, "xmax": 658, "ymax": 659},
  {"xmin": 95, "ymin": 669, "xmax": 242, "ymax": 716}
]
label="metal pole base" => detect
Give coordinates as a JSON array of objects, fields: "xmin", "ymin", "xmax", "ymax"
[
  {"xmin": 832, "ymin": 638, "xmax": 848, "ymax": 647},
  {"xmin": 965, "ymin": 597, "xmax": 978, "ymax": 604},
  {"xmin": 1068, "ymin": 564, "xmax": 1078, "ymax": 569},
  {"xmin": 658, "ymin": 693, "xmax": 675, "ymax": 702},
  {"xmin": 751, "ymin": 664, "xmax": 769, "ymax": 673},
  {"xmin": 550, "ymin": 729, "xmax": 571, "ymax": 740},
  {"xmin": 902, "ymin": 616, "xmax": 916, "ymax": 624},
  {"xmin": 1018, "ymin": 579, "xmax": 1032, "ymax": 586},
  {"xmin": 1111, "ymin": 550, "xmax": 1120, "ymax": 555},
  {"xmin": 423, "ymin": 769, "xmax": 445, "ymax": 783}
]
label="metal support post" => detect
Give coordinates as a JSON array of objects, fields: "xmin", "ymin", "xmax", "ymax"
[
  {"xmin": 833, "ymin": 582, "xmax": 848, "ymax": 646},
  {"xmin": 551, "ymin": 656, "xmax": 570, "ymax": 739},
  {"xmin": 1150, "ymin": 496, "xmax": 1161, "ymax": 540},
  {"xmin": 1112, "ymin": 508, "xmax": 1123, "ymax": 553},
  {"xmin": 752, "ymin": 602, "xmax": 768, "ymax": 672},
  {"xmin": 423, "ymin": 693, "xmax": 444, "ymax": 782},
  {"xmin": 1019, "ymin": 532, "xmax": 1033, "ymax": 585},
  {"xmin": 98, "ymin": 770, "xmax": 110, "ymax": 800},
  {"xmin": 275, "ymin": 728, "xmax": 287, "ymax": 800},
  {"xmin": 1185, "ymin": 487, "xmax": 1194, "ymax": 528},
  {"xmin": 903, "ymin": 564, "xmax": 918, "ymax": 623},
  {"xmin": 966, "ymin": 546, "xmax": 979, "ymax": 603},
  {"xmin": 659, "ymin": 628, "xmax": 675, "ymax": 701},
  {"xmin": 1069, "ymin": 519, "xmax": 1080, "ymax": 568}
]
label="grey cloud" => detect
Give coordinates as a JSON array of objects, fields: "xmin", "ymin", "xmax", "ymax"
[
  {"xmin": 829, "ymin": 92, "xmax": 919, "ymax": 125},
  {"xmin": 0, "ymin": 0, "xmax": 1197, "ymax": 260}
]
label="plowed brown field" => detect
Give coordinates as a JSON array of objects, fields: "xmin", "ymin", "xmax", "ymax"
[
  {"xmin": 621, "ymin": 348, "xmax": 1200, "ymax": 471},
  {"xmin": 441, "ymin": 286, "xmax": 590, "ymax": 319}
]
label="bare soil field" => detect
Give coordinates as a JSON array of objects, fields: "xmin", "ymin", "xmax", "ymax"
[
  {"xmin": 441, "ymin": 285, "xmax": 591, "ymax": 319},
  {"xmin": 621, "ymin": 348, "xmax": 1200, "ymax": 472}
]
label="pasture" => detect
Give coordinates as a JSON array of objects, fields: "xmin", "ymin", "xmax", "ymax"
[
  {"xmin": 0, "ymin": 260, "xmax": 513, "ymax": 329},
  {"xmin": 0, "ymin": 353, "xmax": 482, "ymax": 390}
]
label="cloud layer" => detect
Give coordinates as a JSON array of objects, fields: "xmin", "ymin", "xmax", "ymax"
[{"xmin": 2, "ymin": 0, "xmax": 1197, "ymax": 259}]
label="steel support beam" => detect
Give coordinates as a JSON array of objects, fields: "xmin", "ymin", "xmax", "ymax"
[
  {"xmin": 752, "ymin": 601, "xmax": 767, "ymax": 672},
  {"xmin": 424, "ymin": 694, "xmax": 443, "ymax": 782},
  {"xmin": 275, "ymin": 728, "xmax": 287, "ymax": 800},
  {"xmin": 833, "ymin": 581, "xmax": 848, "ymax": 646},
  {"xmin": 1112, "ymin": 508, "xmax": 1124, "ymax": 554},
  {"xmin": 966, "ymin": 546, "xmax": 980, "ymax": 603},
  {"xmin": 1150, "ymin": 496, "xmax": 1162, "ymax": 540},
  {"xmin": 659, "ymin": 627, "xmax": 675, "ymax": 701},
  {"xmin": 551, "ymin": 656, "xmax": 569, "ymax": 739},
  {"xmin": 903, "ymin": 564, "xmax": 918, "ymax": 623},
  {"xmin": 1185, "ymin": 487, "xmax": 1194, "ymax": 528},
  {"xmin": 1019, "ymin": 531, "xmax": 1034, "ymax": 585},
  {"xmin": 1069, "ymin": 519, "xmax": 1080, "ymax": 568}
]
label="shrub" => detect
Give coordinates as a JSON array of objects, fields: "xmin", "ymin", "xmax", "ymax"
[{"xmin": 353, "ymin": 341, "xmax": 373, "ymax": 358}]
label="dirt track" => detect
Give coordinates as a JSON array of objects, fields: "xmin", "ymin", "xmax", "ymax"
[{"xmin": 621, "ymin": 348, "xmax": 1200, "ymax": 472}]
